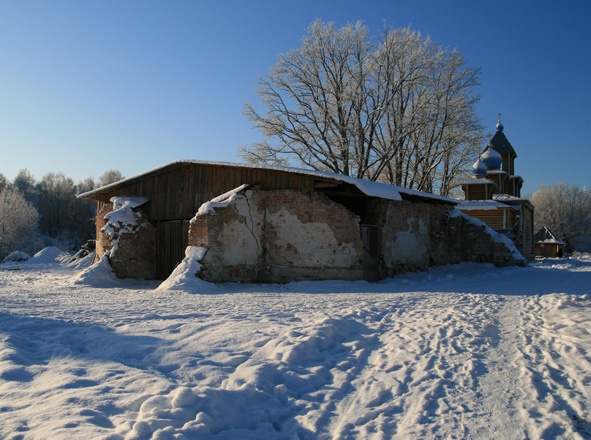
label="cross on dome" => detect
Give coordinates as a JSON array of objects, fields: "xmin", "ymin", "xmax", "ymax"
[{"xmin": 496, "ymin": 113, "xmax": 504, "ymax": 132}]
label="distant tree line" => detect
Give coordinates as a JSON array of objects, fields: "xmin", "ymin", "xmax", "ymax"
[
  {"xmin": 530, "ymin": 183, "xmax": 591, "ymax": 252},
  {"xmin": 0, "ymin": 169, "xmax": 123, "ymax": 260}
]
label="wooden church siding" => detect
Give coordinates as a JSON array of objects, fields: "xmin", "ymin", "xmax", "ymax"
[
  {"xmin": 464, "ymin": 185, "xmax": 488, "ymax": 200},
  {"xmin": 465, "ymin": 209, "xmax": 507, "ymax": 230}
]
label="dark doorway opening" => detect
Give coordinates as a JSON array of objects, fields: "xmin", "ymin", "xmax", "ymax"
[
  {"xmin": 360, "ymin": 224, "xmax": 380, "ymax": 281},
  {"xmin": 158, "ymin": 220, "xmax": 189, "ymax": 279}
]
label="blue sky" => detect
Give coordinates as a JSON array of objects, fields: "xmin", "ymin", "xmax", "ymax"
[{"xmin": 1, "ymin": 0, "xmax": 589, "ymax": 195}]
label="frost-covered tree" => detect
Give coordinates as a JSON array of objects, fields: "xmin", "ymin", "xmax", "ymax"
[
  {"xmin": 36, "ymin": 172, "xmax": 77, "ymax": 239},
  {"xmin": 0, "ymin": 174, "xmax": 9, "ymax": 192},
  {"xmin": 72, "ymin": 177, "xmax": 98, "ymax": 246},
  {"xmin": 35, "ymin": 172, "xmax": 97, "ymax": 250},
  {"xmin": 98, "ymin": 169, "xmax": 124, "ymax": 187},
  {"xmin": 241, "ymin": 20, "xmax": 482, "ymax": 195},
  {"xmin": 531, "ymin": 183, "xmax": 591, "ymax": 251},
  {"xmin": 13, "ymin": 169, "xmax": 37, "ymax": 203},
  {"xmin": 0, "ymin": 188, "xmax": 41, "ymax": 260}
]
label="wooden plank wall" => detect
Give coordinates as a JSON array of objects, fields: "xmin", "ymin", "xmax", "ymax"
[
  {"xmin": 464, "ymin": 208, "xmax": 516, "ymax": 230},
  {"xmin": 96, "ymin": 164, "xmax": 318, "ymax": 222}
]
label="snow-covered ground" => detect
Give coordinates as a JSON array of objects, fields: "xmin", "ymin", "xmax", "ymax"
[{"xmin": 1, "ymin": 251, "xmax": 590, "ymax": 440}]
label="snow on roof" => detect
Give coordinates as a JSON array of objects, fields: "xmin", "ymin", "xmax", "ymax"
[
  {"xmin": 534, "ymin": 227, "xmax": 566, "ymax": 245},
  {"xmin": 79, "ymin": 160, "xmax": 458, "ymax": 205},
  {"xmin": 457, "ymin": 200, "xmax": 518, "ymax": 211},
  {"xmin": 492, "ymin": 194, "xmax": 531, "ymax": 203},
  {"xmin": 460, "ymin": 178, "xmax": 496, "ymax": 185}
]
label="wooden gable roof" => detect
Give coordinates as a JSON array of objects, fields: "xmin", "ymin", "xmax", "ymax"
[{"xmin": 79, "ymin": 160, "xmax": 457, "ymax": 206}]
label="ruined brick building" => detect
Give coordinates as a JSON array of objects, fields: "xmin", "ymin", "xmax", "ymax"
[{"xmin": 80, "ymin": 159, "xmax": 525, "ymax": 283}]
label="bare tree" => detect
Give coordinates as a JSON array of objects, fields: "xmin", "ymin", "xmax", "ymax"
[
  {"xmin": 241, "ymin": 20, "xmax": 482, "ymax": 195},
  {"xmin": 243, "ymin": 21, "xmax": 371, "ymax": 177},
  {"xmin": 531, "ymin": 183, "xmax": 591, "ymax": 250}
]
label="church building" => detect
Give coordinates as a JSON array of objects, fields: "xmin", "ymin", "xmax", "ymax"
[{"xmin": 459, "ymin": 118, "xmax": 534, "ymax": 259}]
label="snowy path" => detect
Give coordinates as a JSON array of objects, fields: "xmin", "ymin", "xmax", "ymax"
[
  {"xmin": 469, "ymin": 296, "xmax": 526, "ymax": 438},
  {"xmin": 1, "ymin": 256, "xmax": 590, "ymax": 439}
]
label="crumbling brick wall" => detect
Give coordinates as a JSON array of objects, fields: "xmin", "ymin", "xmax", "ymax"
[
  {"xmin": 188, "ymin": 190, "xmax": 263, "ymax": 282},
  {"xmin": 95, "ymin": 203, "xmax": 158, "ymax": 279},
  {"xmin": 187, "ymin": 189, "xmax": 524, "ymax": 284},
  {"xmin": 362, "ymin": 199, "xmax": 522, "ymax": 277},
  {"xmin": 263, "ymin": 189, "xmax": 363, "ymax": 282},
  {"xmin": 108, "ymin": 220, "xmax": 157, "ymax": 279},
  {"xmin": 378, "ymin": 199, "xmax": 433, "ymax": 276},
  {"xmin": 95, "ymin": 203, "xmax": 113, "ymax": 264},
  {"xmin": 188, "ymin": 188, "xmax": 364, "ymax": 283},
  {"xmin": 430, "ymin": 208, "xmax": 495, "ymax": 265},
  {"xmin": 430, "ymin": 209, "xmax": 526, "ymax": 267}
]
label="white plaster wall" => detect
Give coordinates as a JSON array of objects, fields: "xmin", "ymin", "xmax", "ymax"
[
  {"xmin": 266, "ymin": 207, "xmax": 357, "ymax": 268},
  {"xmin": 217, "ymin": 192, "xmax": 263, "ymax": 266}
]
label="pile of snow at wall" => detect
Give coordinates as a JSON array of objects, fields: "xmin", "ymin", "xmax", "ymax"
[
  {"xmin": 1, "ymin": 253, "xmax": 590, "ymax": 439},
  {"xmin": 156, "ymin": 246, "xmax": 218, "ymax": 293},
  {"xmin": 67, "ymin": 250, "xmax": 96, "ymax": 270},
  {"xmin": 70, "ymin": 255, "xmax": 121, "ymax": 287}
]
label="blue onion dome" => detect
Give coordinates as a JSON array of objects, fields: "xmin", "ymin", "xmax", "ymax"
[
  {"xmin": 471, "ymin": 157, "xmax": 487, "ymax": 176},
  {"xmin": 481, "ymin": 145, "xmax": 502, "ymax": 168},
  {"xmin": 496, "ymin": 117, "xmax": 504, "ymax": 132}
]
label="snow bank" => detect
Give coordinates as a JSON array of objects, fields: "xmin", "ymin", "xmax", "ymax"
[
  {"xmin": 156, "ymin": 246, "xmax": 218, "ymax": 293},
  {"xmin": 2, "ymin": 251, "xmax": 30, "ymax": 263},
  {"xmin": 28, "ymin": 246, "xmax": 70, "ymax": 264},
  {"xmin": 70, "ymin": 255, "xmax": 120, "ymax": 287},
  {"xmin": 2, "ymin": 247, "xmax": 72, "ymax": 265}
]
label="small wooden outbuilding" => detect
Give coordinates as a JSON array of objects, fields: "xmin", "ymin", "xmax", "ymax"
[{"xmin": 533, "ymin": 227, "xmax": 566, "ymax": 258}]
